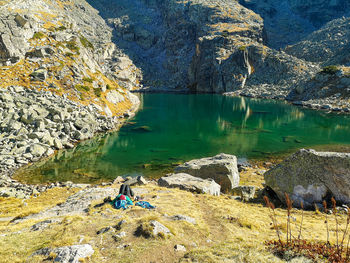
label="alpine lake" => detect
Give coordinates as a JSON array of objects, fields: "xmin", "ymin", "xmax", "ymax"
[{"xmin": 14, "ymin": 93, "xmax": 350, "ymax": 184}]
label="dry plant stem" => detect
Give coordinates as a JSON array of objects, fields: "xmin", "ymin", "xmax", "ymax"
[
  {"xmin": 271, "ymin": 204, "xmax": 282, "ymax": 245},
  {"xmin": 298, "ymin": 201, "xmax": 304, "ymax": 241},
  {"xmin": 332, "ymin": 197, "xmax": 340, "ymax": 253},
  {"xmin": 285, "ymin": 193, "xmax": 293, "ymax": 244},
  {"xmin": 264, "ymin": 196, "xmax": 282, "ymax": 245},
  {"xmin": 340, "ymin": 210, "xmax": 350, "ymax": 254},
  {"xmin": 346, "ymin": 234, "xmax": 350, "ymax": 260},
  {"xmin": 323, "ymin": 201, "xmax": 330, "ymax": 245}
]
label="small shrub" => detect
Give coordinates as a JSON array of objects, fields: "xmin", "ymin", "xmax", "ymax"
[
  {"xmin": 83, "ymin": 77, "xmax": 94, "ymax": 83},
  {"xmin": 75, "ymin": 84, "xmax": 90, "ymax": 92},
  {"xmin": 32, "ymin": 32, "xmax": 45, "ymax": 40},
  {"xmin": 106, "ymin": 84, "xmax": 111, "ymax": 90},
  {"xmin": 94, "ymin": 88, "xmax": 101, "ymax": 97},
  {"xmin": 80, "ymin": 36, "xmax": 94, "ymax": 49},
  {"xmin": 222, "ymin": 30, "xmax": 229, "ymax": 38},
  {"xmin": 239, "ymin": 45, "xmax": 247, "ymax": 51},
  {"xmin": 321, "ymin": 65, "xmax": 339, "ymax": 75},
  {"xmin": 56, "ymin": 25, "xmax": 67, "ymax": 31},
  {"xmin": 65, "ymin": 52, "xmax": 74, "ymax": 58},
  {"xmin": 66, "ymin": 40, "xmax": 80, "ymax": 54}
]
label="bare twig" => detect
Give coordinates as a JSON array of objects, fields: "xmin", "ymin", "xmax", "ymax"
[
  {"xmin": 298, "ymin": 201, "xmax": 304, "ymax": 241},
  {"xmin": 323, "ymin": 200, "xmax": 330, "ymax": 245},
  {"xmin": 331, "ymin": 197, "xmax": 339, "ymax": 253},
  {"xmin": 340, "ymin": 208, "xmax": 350, "ymax": 254},
  {"xmin": 264, "ymin": 196, "xmax": 282, "ymax": 245}
]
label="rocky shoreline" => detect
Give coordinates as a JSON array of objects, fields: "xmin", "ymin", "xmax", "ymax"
[
  {"xmin": 0, "ymin": 86, "xmax": 140, "ymax": 198},
  {"xmin": 224, "ymin": 91, "xmax": 350, "ymax": 114},
  {"xmin": 1, "ymin": 88, "xmax": 349, "ymax": 200}
]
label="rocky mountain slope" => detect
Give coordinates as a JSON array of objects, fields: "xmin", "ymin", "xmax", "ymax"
[
  {"xmin": 85, "ymin": 0, "xmax": 349, "ymax": 108},
  {"xmin": 0, "ymin": 0, "xmax": 142, "ymax": 179},
  {"xmin": 239, "ymin": 0, "xmax": 350, "ymax": 49}
]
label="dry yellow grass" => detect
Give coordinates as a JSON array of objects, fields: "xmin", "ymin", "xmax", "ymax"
[{"xmin": 0, "ymin": 177, "xmax": 347, "ymax": 263}]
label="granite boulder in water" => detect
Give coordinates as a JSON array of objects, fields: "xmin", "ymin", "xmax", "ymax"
[
  {"xmin": 264, "ymin": 149, "xmax": 350, "ymax": 208},
  {"xmin": 174, "ymin": 153, "xmax": 239, "ymax": 192}
]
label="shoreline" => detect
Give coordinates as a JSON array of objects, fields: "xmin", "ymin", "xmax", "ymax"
[
  {"xmin": 3, "ymin": 91, "xmax": 350, "ymax": 191},
  {"xmin": 135, "ymin": 88, "xmax": 350, "ymax": 114}
]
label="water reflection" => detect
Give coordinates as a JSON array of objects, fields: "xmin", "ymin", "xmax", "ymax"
[{"xmin": 15, "ymin": 94, "xmax": 350, "ymax": 184}]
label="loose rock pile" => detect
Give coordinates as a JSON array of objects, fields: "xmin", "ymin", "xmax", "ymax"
[{"xmin": 0, "ymin": 86, "xmax": 120, "ymax": 180}]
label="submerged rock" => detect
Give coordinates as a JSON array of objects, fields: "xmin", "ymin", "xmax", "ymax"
[
  {"xmin": 158, "ymin": 173, "xmax": 220, "ymax": 196},
  {"xmin": 265, "ymin": 149, "xmax": 350, "ymax": 208},
  {"xmin": 175, "ymin": 153, "xmax": 239, "ymax": 191}
]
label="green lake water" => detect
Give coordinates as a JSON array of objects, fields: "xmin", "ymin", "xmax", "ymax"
[{"xmin": 15, "ymin": 94, "xmax": 350, "ymax": 184}]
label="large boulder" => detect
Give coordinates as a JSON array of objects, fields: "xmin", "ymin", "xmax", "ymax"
[
  {"xmin": 158, "ymin": 173, "xmax": 220, "ymax": 196},
  {"xmin": 174, "ymin": 153, "xmax": 239, "ymax": 191},
  {"xmin": 264, "ymin": 149, "xmax": 350, "ymax": 208}
]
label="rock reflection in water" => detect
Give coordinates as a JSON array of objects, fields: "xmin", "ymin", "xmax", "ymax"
[{"xmin": 15, "ymin": 94, "xmax": 350, "ymax": 184}]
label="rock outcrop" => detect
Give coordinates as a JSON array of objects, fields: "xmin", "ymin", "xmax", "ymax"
[
  {"xmin": 264, "ymin": 149, "xmax": 350, "ymax": 208},
  {"xmin": 138, "ymin": 220, "xmax": 172, "ymax": 238},
  {"xmin": 33, "ymin": 244, "xmax": 94, "ymax": 263},
  {"xmin": 16, "ymin": 187, "xmax": 116, "ymax": 221},
  {"xmin": 285, "ymin": 17, "xmax": 350, "ymax": 64},
  {"xmin": 0, "ymin": 0, "xmax": 142, "ymax": 180},
  {"xmin": 158, "ymin": 173, "xmax": 221, "ymax": 196},
  {"xmin": 175, "ymin": 153, "xmax": 239, "ymax": 191},
  {"xmin": 284, "ymin": 17, "xmax": 350, "ymax": 110}
]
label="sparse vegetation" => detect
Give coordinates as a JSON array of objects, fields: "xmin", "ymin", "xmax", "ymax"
[
  {"xmin": 239, "ymin": 45, "xmax": 247, "ymax": 51},
  {"xmin": 32, "ymin": 32, "xmax": 45, "ymax": 40},
  {"xmin": 264, "ymin": 195, "xmax": 350, "ymax": 262},
  {"xmin": 66, "ymin": 40, "xmax": 80, "ymax": 54},
  {"xmin": 222, "ymin": 30, "xmax": 229, "ymax": 37},
  {"xmin": 65, "ymin": 52, "xmax": 74, "ymax": 58},
  {"xmin": 321, "ymin": 65, "xmax": 339, "ymax": 75},
  {"xmin": 83, "ymin": 77, "xmax": 94, "ymax": 83},
  {"xmin": 80, "ymin": 36, "xmax": 94, "ymax": 50},
  {"xmin": 75, "ymin": 84, "xmax": 90, "ymax": 92},
  {"xmin": 56, "ymin": 25, "xmax": 67, "ymax": 31},
  {"xmin": 93, "ymin": 88, "xmax": 101, "ymax": 97}
]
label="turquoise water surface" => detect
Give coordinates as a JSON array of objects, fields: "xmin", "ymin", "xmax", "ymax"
[{"xmin": 16, "ymin": 94, "xmax": 350, "ymax": 183}]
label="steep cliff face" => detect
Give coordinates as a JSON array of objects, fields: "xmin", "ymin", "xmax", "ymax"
[
  {"xmin": 157, "ymin": 0, "xmax": 318, "ymax": 97},
  {"xmin": 1, "ymin": 0, "xmax": 350, "ymax": 115}
]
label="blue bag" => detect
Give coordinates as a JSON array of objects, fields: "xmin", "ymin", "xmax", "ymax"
[{"xmin": 135, "ymin": 201, "xmax": 156, "ymax": 209}]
